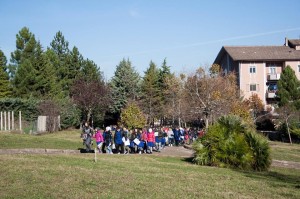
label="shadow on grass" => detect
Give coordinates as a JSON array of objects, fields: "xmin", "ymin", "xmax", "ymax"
[
  {"xmin": 181, "ymin": 155, "xmax": 300, "ymax": 191},
  {"xmin": 182, "ymin": 157, "xmax": 194, "ymax": 164},
  {"xmin": 78, "ymin": 148, "xmax": 95, "ymax": 153},
  {"xmin": 241, "ymin": 170, "xmax": 300, "ymax": 189}
]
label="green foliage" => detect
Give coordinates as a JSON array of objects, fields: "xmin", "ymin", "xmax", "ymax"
[
  {"xmin": 0, "ymin": 98, "xmax": 40, "ymax": 122},
  {"xmin": 279, "ymin": 119, "xmax": 300, "ymax": 139},
  {"xmin": 193, "ymin": 115, "xmax": 271, "ymax": 171},
  {"xmin": 109, "ymin": 58, "xmax": 140, "ymax": 114},
  {"xmin": 55, "ymin": 98, "xmax": 81, "ymax": 129},
  {"xmin": 120, "ymin": 102, "xmax": 146, "ymax": 129},
  {"xmin": 277, "ymin": 65, "xmax": 300, "ymax": 107},
  {"xmin": 140, "ymin": 61, "xmax": 161, "ymax": 125},
  {"xmin": 0, "ymin": 50, "xmax": 12, "ymax": 97}
]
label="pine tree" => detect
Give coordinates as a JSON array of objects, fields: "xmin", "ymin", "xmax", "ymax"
[
  {"xmin": 109, "ymin": 58, "xmax": 140, "ymax": 114},
  {"xmin": 140, "ymin": 61, "xmax": 160, "ymax": 125},
  {"xmin": 10, "ymin": 27, "xmax": 38, "ymax": 97},
  {"xmin": 80, "ymin": 59, "xmax": 102, "ymax": 82},
  {"xmin": 277, "ymin": 65, "xmax": 300, "ymax": 107},
  {"xmin": 49, "ymin": 31, "xmax": 72, "ymax": 96},
  {"xmin": 157, "ymin": 58, "xmax": 172, "ymax": 125},
  {"xmin": 0, "ymin": 50, "xmax": 12, "ymax": 97},
  {"xmin": 34, "ymin": 42, "xmax": 60, "ymax": 98}
]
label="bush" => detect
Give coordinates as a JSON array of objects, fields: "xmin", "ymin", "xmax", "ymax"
[{"xmin": 193, "ymin": 115, "xmax": 271, "ymax": 171}]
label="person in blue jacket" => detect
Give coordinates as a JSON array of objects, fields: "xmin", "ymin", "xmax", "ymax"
[
  {"xmin": 173, "ymin": 127, "xmax": 180, "ymax": 146},
  {"xmin": 114, "ymin": 126, "xmax": 124, "ymax": 154}
]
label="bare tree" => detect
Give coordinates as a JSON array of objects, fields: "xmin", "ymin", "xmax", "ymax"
[{"xmin": 70, "ymin": 78, "xmax": 111, "ymax": 124}]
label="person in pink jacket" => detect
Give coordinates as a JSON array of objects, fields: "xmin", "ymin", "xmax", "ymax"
[
  {"xmin": 147, "ymin": 128, "xmax": 155, "ymax": 154},
  {"xmin": 93, "ymin": 128, "xmax": 104, "ymax": 153}
]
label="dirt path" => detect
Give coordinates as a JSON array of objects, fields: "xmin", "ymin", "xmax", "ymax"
[{"xmin": 1, "ymin": 147, "xmax": 299, "ymax": 169}]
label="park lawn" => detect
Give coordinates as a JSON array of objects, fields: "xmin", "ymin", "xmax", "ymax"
[
  {"xmin": 0, "ymin": 153, "xmax": 299, "ymax": 199},
  {"xmin": 0, "ymin": 130, "xmax": 82, "ymax": 150},
  {"xmin": 0, "ymin": 131, "xmax": 300, "ymax": 198},
  {"xmin": 270, "ymin": 141, "xmax": 300, "ymax": 163}
]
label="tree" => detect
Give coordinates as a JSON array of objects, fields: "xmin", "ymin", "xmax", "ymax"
[
  {"xmin": 277, "ymin": 65, "xmax": 300, "ymax": 107},
  {"xmin": 140, "ymin": 61, "xmax": 161, "ymax": 125},
  {"xmin": 34, "ymin": 42, "xmax": 60, "ymax": 98},
  {"xmin": 183, "ymin": 66, "xmax": 239, "ymax": 129},
  {"xmin": 157, "ymin": 58, "xmax": 172, "ymax": 125},
  {"xmin": 244, "ymin": 93, "xmax": 264, "ymax": 120},
  {"xmin": 10, "ymin": 27, "xmax": 38, "ymax": 97},
  {"xmin": 163, "ymin": 73, "xmax": 188, "ymax": 127},
  {"xmin": 79, "ymin": 59, "xmax": 102, "ymax": 81},
  {"xmin": 0, "ymin": 50, "xmax": 12, "ymax": 97},
  {"xmin": 109, "ymin": 58, "xmax": 140, "ymax": 114},
  {"xmin": 49, "ymin": 31, "xmax": 72, "ymax": 96},
  {"xmin": 70, "ymin": 78, "xmax": 111, "ymax": 125},
  {"xmin": 120, "ymin": 102, "xmax": 146, "ymax": 129}
]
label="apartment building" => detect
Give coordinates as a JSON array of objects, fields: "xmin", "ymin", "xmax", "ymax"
[{"xmin": 214, "ymin": 38, "xmax": 300, "ymax": 107}]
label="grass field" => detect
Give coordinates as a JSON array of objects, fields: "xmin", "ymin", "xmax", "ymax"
[{"xmin": 0, "ymin": 131, "xmax": 300, "ymax": 198}]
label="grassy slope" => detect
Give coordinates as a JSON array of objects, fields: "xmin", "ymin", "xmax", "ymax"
[
  {"xmin": 0, "ymin": 131, "xmax": 300, "ymax": 198},
  {"xmin": 270, "ymin": 141, "xmax": 300, "ymax": 162}
]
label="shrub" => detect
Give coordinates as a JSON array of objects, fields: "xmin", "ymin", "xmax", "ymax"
[{"xmin": 193, "ymin": 115, "xmax": 271, "ymax": 171}]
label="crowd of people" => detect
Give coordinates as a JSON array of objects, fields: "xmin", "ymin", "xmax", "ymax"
[{"xmin": 81, "ymin": 123, "xmax": 205, "ymax": 154}]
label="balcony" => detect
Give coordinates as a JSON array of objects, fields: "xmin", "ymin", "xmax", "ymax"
[
  {"xmin": 267, "ymin": 92, "xmax": 276, "ymax": 98},
  {"xmin": 267, "ymin": 73, "xmax": 280, "ymax": 81}
]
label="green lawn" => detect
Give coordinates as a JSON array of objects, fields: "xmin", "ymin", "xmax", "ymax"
[
  {"xmin": 0, "ymin": 131, "xmax": 300, "ymax": 198},
  {"xmin": 0, "ymin": 130, "xmax": 81, "ymax": 149},
  {"xmin": 270, "ymin": 141, "xmax": 300, "ymax": 163}
]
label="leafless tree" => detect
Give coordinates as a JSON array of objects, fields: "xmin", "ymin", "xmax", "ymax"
[{"xmin": 70, "ymin": 78, "xmax": 111, "ymax": 124}]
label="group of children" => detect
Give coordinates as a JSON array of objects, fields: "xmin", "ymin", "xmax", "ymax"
[{"xmin": 81, "ymin": 123, "xmax": 202, "ymax": 154}]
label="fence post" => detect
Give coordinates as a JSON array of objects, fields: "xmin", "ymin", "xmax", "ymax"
[
  {"xmin": 19, "ymin": 111, "xmax": 22, "ymax": 133},
  {"xmin": 0, "ymin": 112, "xmax": 2, "ymax": 131},
  {"xmin": 8, "ymin": 112, "xmax": 10, "ymax": 131},
  {"xmin": 12, "ymin": 111, "xmax": 14, "ymax": 130},
  {"xmin": 4, "ymin": 111, "xmax": 7, "ymax": 131}
]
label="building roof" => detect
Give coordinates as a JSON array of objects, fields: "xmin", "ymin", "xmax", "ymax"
[
  {"xmin": 288, "ymin": 39, "xmax": 300, "ymax": 47},
  {"xmin": 214, "ymin": 39, "xmax": 300, "ymax": 63}
]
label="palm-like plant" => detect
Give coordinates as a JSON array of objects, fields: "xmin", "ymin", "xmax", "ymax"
[{"xmin": 193, "ymin": 115, "xmax": 271, "ymax": 171}]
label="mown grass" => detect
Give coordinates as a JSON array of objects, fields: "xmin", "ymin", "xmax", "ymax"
[
  {"xmin": 0, "ymin": 153, "xmax": 299, "ymax": 199},
  {"xmin": 0, "ymin": 131, "xmax": 300, "ymax": 198},
  {"xmin": 270, "ymin": 141, "xmax": 300, "ymax": 163},
  {"xmin": 0, "ymin": 130, "xmax": 81, "ymax": 149}
]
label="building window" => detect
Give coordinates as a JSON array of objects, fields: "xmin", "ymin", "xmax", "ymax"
[
  {"xmin": 250, "ymin": 84, "xmax": 257, "ymax": 91},
  {"xmin": 250, "ymin": 66, "xmax": 256, "ymax": 73},
  {"xmin": 269, "ymin": 67, "xmax": 276, "ymax": 74},
  {"xmin": 298, "ymin": 65, "xmax": 300, "ymax": 72}
]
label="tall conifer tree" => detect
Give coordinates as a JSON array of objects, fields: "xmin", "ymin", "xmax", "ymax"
[
  {"xmin": 110, "ymin": 58, "xmax": 140, "ymax": 114},
  {"xmin": 277, "ymin": 65, "xmax": 300, "ymax": 108},
  {"xmin": 140, "ymin": 61, "xmax": 160, "ymax": 125},
  {"xmin": 0, "ymin": 50, "xmax": 12, "ymax": 97}
]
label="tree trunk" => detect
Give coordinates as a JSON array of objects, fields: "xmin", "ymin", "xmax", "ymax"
[
  {"xmin": 87, "ymin": 108, "xmax": 92, "ymax": 125},
  {"xmin": 286, "ymin": 119, "xmax": 293, "ymax": 145}
]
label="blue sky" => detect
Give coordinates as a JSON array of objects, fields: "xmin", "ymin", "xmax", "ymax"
[{"xmin": 1, "ymin": 0, "xmax": 300, "ymax": 80}]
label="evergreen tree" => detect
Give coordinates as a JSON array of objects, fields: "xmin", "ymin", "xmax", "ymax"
[
  {"xmin": 10, "ymin": 27, "xmax": 38, "ymax": 97},
  {"xmin": 157, "ymin": 58, "xmax": 172, "ymax": 124},
  {"xmin": 109, "ymin": 58, "xmax": 140, "ymax": 114},
  {"xmin": 49, "ymin": 31, "xmax": 72, "ymax": 96},
  {"xmin": 34, "ymin": 42, "xmax": 60, "ymax": 98},
  {"xmin": 140, "ymin": 61, "xmax": 160, "ymax": 125},
  {"xmin": 80, "ymin": 59, "xmax": 102, "ymax": 82},
  {"xmin": 277, "ymin": 65, "xmax": 300, "ymax": 107},
  {"xmin": 69, "ymin": 46, "xmax": 83, "ymax": 80},
  {"xmin": 0, "ymin": 50, "xmax": 12, "ymax": 97}
]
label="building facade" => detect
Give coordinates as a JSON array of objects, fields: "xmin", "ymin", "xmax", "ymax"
[{"xmin": 214, "ymin": 38, "xmax": 300, "ymax": 107}]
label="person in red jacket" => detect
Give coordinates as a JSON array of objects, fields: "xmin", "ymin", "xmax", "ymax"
[{"xmin": 147, "ymin": 128, "xmax": 155, "ymax": 154}]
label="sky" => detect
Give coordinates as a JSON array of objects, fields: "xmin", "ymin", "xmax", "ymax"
[{"xmin": 1, "ymin": 0, "xmax": 300, "ymax": 80}]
